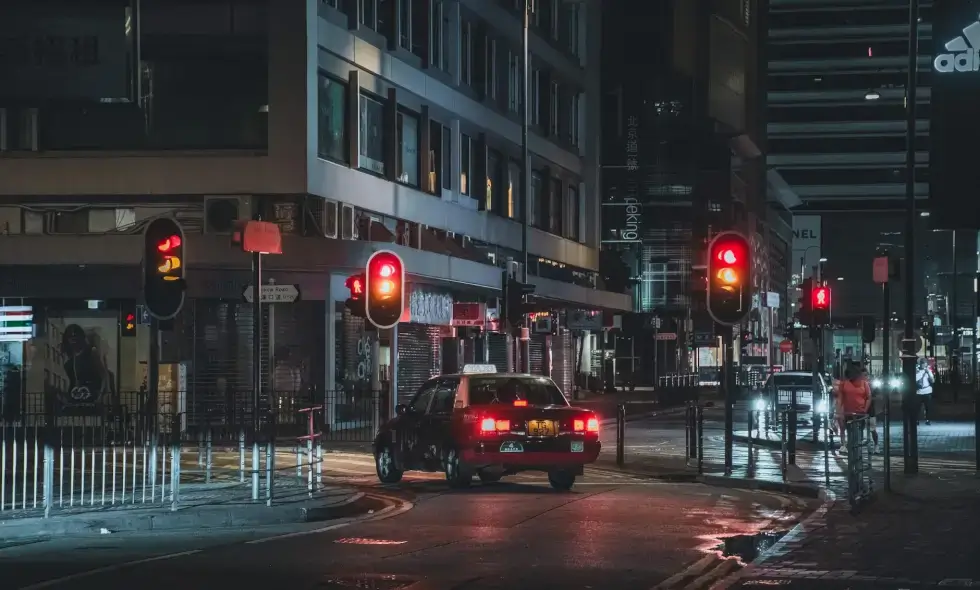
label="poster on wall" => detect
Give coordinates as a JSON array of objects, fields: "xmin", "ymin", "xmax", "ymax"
[{"xmin": 39, "ymin": 312, "xmax": 118, "ymax": 415}]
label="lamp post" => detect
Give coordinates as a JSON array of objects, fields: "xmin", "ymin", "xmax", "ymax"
[
  {"xmin": 902, "ymin": 0, "xmax": 919, "ymax": 475},
  {"xmin": 519, "ymin": 0, "xmax": 532, "ymax": 373}
]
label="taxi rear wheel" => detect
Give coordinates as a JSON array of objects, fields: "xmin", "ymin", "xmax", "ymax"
[
  {"xmin": 548, "ymin": 469, "xmax": 576, "ymax": 491},
  {"xmin": 445, "ymin": 448, "xmax": 472, "ymax": 488},
  {"xmin": 376, "ymin": 444, "xmax": 403, "ymax": 484},
  {"xmin": 477, "ymin": 469, "xmax": 503, "ymax": 483}
]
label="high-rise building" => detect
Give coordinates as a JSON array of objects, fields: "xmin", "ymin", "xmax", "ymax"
[
  {"xmin": 600, "ymin": 0, "xmax": 793, "ymax": 383},
  {"xmin": 0, "ymin": 0, "xmax": 626, "ymax": 424}
]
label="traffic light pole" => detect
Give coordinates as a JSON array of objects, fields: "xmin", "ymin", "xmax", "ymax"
[
  {"xmin": 901, "ymin": 0, "xmax": 919, "ymax": 476},
  {"xmin": 722, "ymin": 325, "xmax": 734, "ymax": 474},
  {"xmin": 518, "ymin": 0, "xmax": 531, "ymax": 374},
  {"xmin": 252, "ymin": 251, "xmax": 262, "ymax": 501}
]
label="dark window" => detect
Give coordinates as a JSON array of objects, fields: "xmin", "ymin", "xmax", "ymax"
[
  {"xmin": 428, "ymin": 119, "xmax": 442, "ymax": 193},
  {"xmin": 410, "ymin": 0, "xmax": 428, "ymax": 58},
  {"xmin": 399, "ymin": 0, "xmax": 412, "ymax": 50},
  {"xmin": 768, "ymin": 103, "xmax": 929, "ymax": 123},
  {"xmin": 359, "ymin": 0, "xmax": 377, "ymax": 29},
  {"xmin": 549, "ymin": 177, "xmax": 562, "ymax": 234},
  {"xmin": 410, "ymin": 382, "xmax": 436, "ymax": 411},
  {"xmin": 359, "ymin": 93, "xmax": 386, "ymax": 174},
  {"xmin": 318, "ymin": 74, "xmax": 347, "ymax": 163},
  {"xmin": 431, "ymin": 0, "xmax": 448, "ymax": 71},
  {"xmin": 770, "ymin": 39, "xmax": 930, "ymax": 61},
  {"xmin": 461, "ymin": 21, "xmax": 472, "ymax": 85},
  {"xmin": 567, "ymin": 184, "xmax": 579, "ymax": 240},
  {"xmin": 769, "ymin": 135, "xmax": 926, "ymax": 155},
  {"xmin": 485, "ymin": 38, "xmax": 497, "ymax": 99},
  {"xmin": 468, "ymin": 376, "xmax": 568, "ymax": 406},
  {"xmin": 396, "ymin": 109, "xmax": 420, "ymax": 186},
  {"xmin": 530, "ymin": 171, "xmax": 543, "ymax": 228},
  {"xmin": 429, "ymin": 380, "xmax": 458, "ymax": 413},
  {"xmin": 487, "ymin": 149, "xmax": 503, "ymax": 213},
  {"xmin": 508, "ymin": 159, "xmax": 522, "ymax": 220},
  {"xmin": 460, "ymin": 133, "xmax": 471, "ymax": 195},
  {"xmin": 378, "ymin": 0, "xmax": 393, "ymax": 38},
  {"xmin": 530, "ymin": 68, "xmax": 541, "ymax": 126},
  {"xmin": 441, "ymin": 125, "xmax": 452, "ymax": 190}
]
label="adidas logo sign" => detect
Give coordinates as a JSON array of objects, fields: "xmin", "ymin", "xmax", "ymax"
[{"xmin": 935, "ymin": 18, "xmax": 980, "ymax": 72}]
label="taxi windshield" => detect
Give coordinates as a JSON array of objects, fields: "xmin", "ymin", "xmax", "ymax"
[{"xmin": 468, "ymin": 376, "xmax": 568, "ymax": 407}]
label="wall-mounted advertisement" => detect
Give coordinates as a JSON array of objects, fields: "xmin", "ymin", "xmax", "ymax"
[
  {"xmin": 791, "ymin": 215, "xmax": 821, "ymax": 279},
  {"xmin": 38, "ymin": 312, "xmax": 118, "ymax": 415}
]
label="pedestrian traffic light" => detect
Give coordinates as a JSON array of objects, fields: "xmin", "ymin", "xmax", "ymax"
[
  {"xmin": 121, "ymin": 303, "xmax": 137, "ymax": 337},
  {"xmin": 345, "ymin": 272, "xmax": 366, "ymax": 318},
  {"xmin": 365, "ymin": 250, "xmax": 404, "ymax": 329},
  {"xmin": 706, "ymin": 231, "xmax": 752, "ymax": 326},
  {"xmin": 501, "ymin": 272, "xmax": 536, "ymax": 329},
  {"xmin": 143, "ymin": 217, "xmax": 186, "ymax": 320},
  {"xmin": 812, "ymin": 284, "xmax": 831, "ymax": 325}
]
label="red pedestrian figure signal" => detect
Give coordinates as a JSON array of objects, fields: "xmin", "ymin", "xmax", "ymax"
[{"xmin": 812, "ymin": 286, "xmax": 830, "ymax": 310}]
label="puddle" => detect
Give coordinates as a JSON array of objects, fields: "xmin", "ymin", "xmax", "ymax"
[{"xmin": 715, "ymin": 531, "xmax": 789, "ymax": 564}]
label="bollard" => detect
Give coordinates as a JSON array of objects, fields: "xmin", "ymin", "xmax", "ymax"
[
  {"xmin": 780, "ymin": 412, "xmax": 788, "ymax": 480},
  {"xmin": 238, "ymin": 429, "xmax": 246, "ymax": 483},
  {"xmin": 170, "ymin": 437, "xmax": 181, "ymax": 512},
  {"xmin": 696, "ymin": 405, "xmax": 704, "ymax": 474},
  {"xmin": 787, "ymin": 408, "xmax": 797, "ymax": 466},
  {"xmin": 747, "ymin": 410, "xmax": 755, "ymax": 469},
  {"xmin": 615, "ymin": 404, "xmax": 626, "ymax": 467},
  {"xmin": 252, "ymin": 439, "xmax": 260, "ymax": 501},
  {"xmin": 42, "ymin": 443, "xmax": 54, "ymax": 518},
  {"xmin": 266, "ymin": 440, "xmax": 275, "ymax": 506},
  {"xmin": 824, "ymin": 415, "xmax": 831, "ymax": 487},
  {"xmin": 205, "ymin": 428, "xmax": 213, "ymax": 484}
]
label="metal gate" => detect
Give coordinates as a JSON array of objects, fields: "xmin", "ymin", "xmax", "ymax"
[
  {"xmin": 396, "ymin": 323, "xmax": 442, "ymax": 404},
  {"xmin": 488, "ymin": 333, "xmax": 509, "ymax": 372}
]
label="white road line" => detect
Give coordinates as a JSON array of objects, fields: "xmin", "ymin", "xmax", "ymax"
[
  {"xmin": 17, "ymin": 550, "xmax": 202, "ymax": 590},
  {"xmin": 245, "ymin": 496, "xmax": 415, "ymax": 545},
  {"xmin": 651, "ymin": 554, "xmax": 720, "ymax": 589},
  {"xmin": 684, "ymin": 558, "xmax": 739, "ymax": 589}
]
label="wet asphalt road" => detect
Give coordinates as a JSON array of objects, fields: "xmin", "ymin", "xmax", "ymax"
[{"xmin": 0, "ymin": 470, "xmax": 816, "ymax": 590}]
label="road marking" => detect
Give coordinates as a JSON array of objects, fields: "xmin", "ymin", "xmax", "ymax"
[
  {"xmin": 684, "ymin": 558, "xmax": 739, "ymax": 589},
  {"xmin": 652, "ymin": 555, "xmax": 720, "ymax": 589},
  {"xmin": 244, "ymin": 495, "xmax": 414, "ymax": 545},
  {"xmin": 17, "ymin": 550, "xmax": 202, "ymax": 589}
]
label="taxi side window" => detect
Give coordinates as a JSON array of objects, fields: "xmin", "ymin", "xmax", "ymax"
[
  {"xmin": 428, "ymin": 380, "xmax": 458, "ymax": 414},
  {"xmin": 410, "ymin": 382, "xmax": 437, "ymax": 413}
]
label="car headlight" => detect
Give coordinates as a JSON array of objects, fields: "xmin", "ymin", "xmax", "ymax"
[
  {"xmin": 754, "ymin": 398, "xmax": 767, "ymax": 412},
  {"xmin": 889, "ymin": 377, "xmax": 902, "ymax": 390},
  {"xmin": 815, "ymin": 399, "xmax": 829, "ymax": 415},
  {"xmin": 871, "ymin": 378, "xmax": 883, "ymax": 389}
]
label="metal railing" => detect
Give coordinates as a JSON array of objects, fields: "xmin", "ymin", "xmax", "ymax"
[
  {"xmin": 0, "ymin": 407, "xmax": 328, "ymax": 517},
  {"xmin": 845, "ymin": 414, "xmax": 875, "ymax": 512}
]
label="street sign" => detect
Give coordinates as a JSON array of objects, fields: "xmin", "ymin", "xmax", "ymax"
[
  {"xmin": 243, "ymin": 284, "xmax": 301, "ymax": 304},
  {"xmin": 779, "ymin": 340, "xmax": 794, "ymax": 353},
  {"xmin": 451, "ymin": 302, "xmax": 486, "ymax": 327},
  {"xmin": 567, "ymin": 310, "xmax": 603, "ymax": 331},
  {"xmin": 873, "ymin": 256, "xmax": 890, "ymax": 284},
  {"xmin": 136, "ymin": 305, "xmax": 151, "ymax": 325},
  {"xmin": 655, "ymin": 332, "xmax": 677, "ymax": 341}
]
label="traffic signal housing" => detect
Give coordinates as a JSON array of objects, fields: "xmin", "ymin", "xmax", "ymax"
[
  {"xmin": 121, "ymin": 304, "xmax": 137, "ymax": 337},
  {"xmin": 798, "ymin": 278, "xmax": 813, "ymax": 325},
  {"xmin": 501, "ymin": 272, "xmax": 536, "ymax": 329},
  {"xmin": 812, "ymin": 284, "xmax": 831, "ymax": 325},
  {"xmin": 365, "ymin": 251, "xmax": 405, "ymax": 329},
  {"xmin": 143, "ymin": 218, "xmax": 187, "ymax": 320},
  {"xmin": 345, "ymin": 273, "xmax": 366, "ymax": 318},
  {"xmin": 706, "ymin": 231, "xmax": 752, "ymax": 326}
]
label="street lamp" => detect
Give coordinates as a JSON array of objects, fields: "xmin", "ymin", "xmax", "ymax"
[{"xmin": 865, "ymin": 89, "xmax": 881, "ymax": 100}]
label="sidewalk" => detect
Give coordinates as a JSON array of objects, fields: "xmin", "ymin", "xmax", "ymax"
[
  {"xmin": 0, "ymin": 477, "xmax": 386, "ymax": 540},
  {"xmin": 725, "ymin": 469, "xmax": 980, "ymax": 588}
]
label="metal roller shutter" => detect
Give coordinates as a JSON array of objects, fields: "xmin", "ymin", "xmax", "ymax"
[
  {"xmin": 396, "ymin": 324, "xmax": 442, "ymax": 404},
  {"xmin": 487, "ymin": 333, "xmax": 509, "ymax": 373},
  {"xmin": 552, "ymin": 332, "xmax": 574, "ymax": 397},
  {"xmin": 529, "ymin": 335, "xmax": 546, "ymax": 375}
]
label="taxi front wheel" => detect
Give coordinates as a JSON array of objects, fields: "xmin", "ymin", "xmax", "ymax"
[
  {"xmin": 445, "ymin": 448, "xmax": 473, "ymax": 488},
  {"xmin": 376, "ymin": 444, "xmax": 403, "ymax": 484},
  {"xmin": 548, "ymin": 469, "xmax": 576, "ymax": 491}
]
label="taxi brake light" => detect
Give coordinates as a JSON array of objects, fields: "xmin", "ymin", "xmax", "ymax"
[
  {"xmin": 480, "ymin": 418, "xmax": 510, "ymax": 432},
  {"xmin": 513, "ymin": 400, "xmax": 528, "ymax": 407},
  {"xmin": 573, "ymin": 419, "xmax": 585, "ymax": 431},
  {"xmin": 586, "ymin": 417, "xmax": 600, "ymax": 433}
]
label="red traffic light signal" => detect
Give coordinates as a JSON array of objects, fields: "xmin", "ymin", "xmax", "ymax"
[
  {"xmin": 365, "ymin": 251, "xmax": 404, "ymax": 329},
  {"xmin": 706, "ymin": 231, "xmax": 752, "ymax": 326},
  {"xmin": 812, "ymin": 286, "xmax": 830, "ymax": 310}
]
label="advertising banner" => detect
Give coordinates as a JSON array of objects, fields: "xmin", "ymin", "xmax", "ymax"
[
  {"xmin": 791, "ymin": 215, "xmax": 821, "ymax": 278},
  {"xmin": 39, "ymin": 312, "xmax": 118, "ymax": 415}
]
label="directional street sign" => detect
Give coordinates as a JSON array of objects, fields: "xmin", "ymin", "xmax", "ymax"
[{"xmin": 243, "ymin": 284, "xmax": 301, "ymax": 304}]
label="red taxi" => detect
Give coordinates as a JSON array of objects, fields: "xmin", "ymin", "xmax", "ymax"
[{"xmin": 373, "ymin": 366, "xmax": 601, "ymax": 490}]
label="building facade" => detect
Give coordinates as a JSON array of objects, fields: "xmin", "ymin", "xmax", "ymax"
[
  {"xmin": 0, "ymin": 0, "xmax": 628, "ymax": 429},
  {"xmin": 598, "ymin": 0, "xmax": 791, "ymax": 384}
]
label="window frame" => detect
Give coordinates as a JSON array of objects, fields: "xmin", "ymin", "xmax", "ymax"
[
  {"xmin": 396, "ymin": 107, "xmax": 421, "ymax": 187},
  {"xmin": 358, "ymin": 92, "xmax": 387, "ymax": 175},
  {"xmin": 460, "ymin": 132, "xmax": 472, "ymax": 196},
  {"xmin": 317, "ymin": 72, "xmax": 349, "ymax": 164}
]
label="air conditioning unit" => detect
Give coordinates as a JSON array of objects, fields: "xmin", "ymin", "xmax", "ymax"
[
  {"xmin": 304, "ymin": 197, "xmax": 338, "ymax": 238},
  {"xmin": 340, "ymin": 203, "xmax": 355, "ymax": 240},
  {"xmin": 203, "ymin": 197, "xmax": 247, "ymax": 234}
]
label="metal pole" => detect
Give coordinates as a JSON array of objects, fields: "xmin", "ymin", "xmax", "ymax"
[
  {"xmin": 722, "ymin": 325, "xmax": 734, "ymax": 474},
  {"xmin": 952, "ymin": 230, "xmax": 959, "ymax": 402},
  {"xmin": 252, "ymin": 251, "xmax": 262, "ymax": 500},
  {"xmin": 519, "ymin": 0, "xmax": 532, "ymax": 374},
  {"xmin": 975, "ymin": 271, "xmax": 980, "ymax": 472},
  {"xmin": 883, "ymin": 280, "xmax": 892, "ymax": 491},
  {"xmin": 902, "ymin": 0, "xmax": 919, "ymax": 475},
  {"xmin": 390, "ymin": 326, "xmax": 399, "ymax": 418}
]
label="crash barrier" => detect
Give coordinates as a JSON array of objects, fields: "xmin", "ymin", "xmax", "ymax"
[
  {"xmin": 614, "ymin": 400, "xmax": 707, "ymax": 472},
  {"xmin": 656, "ymin": 374, "xmax": 702, "ymax": 407},
  {"xmin": 0, "ymin": 408, "xmax": 325, "ymax": 517},
  {"xmin": 845, "ymin": 414, "xmax": 875, "ymax": 511}
]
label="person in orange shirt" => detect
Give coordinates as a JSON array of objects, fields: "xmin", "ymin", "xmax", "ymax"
[{"xmin": 835, "ymin": 363, "xmax": 871, "ymax": 450}]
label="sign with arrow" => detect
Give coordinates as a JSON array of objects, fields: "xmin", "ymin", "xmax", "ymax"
[{"xmin": 243, "ymin": 284, "xmax": 301, "ymax": 304}]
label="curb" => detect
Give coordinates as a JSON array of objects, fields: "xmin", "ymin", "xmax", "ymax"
[
  {"xmin": 709, "ymin": 487, "xmax": 837, "ymax": 590},
  {"xmin": 598, "ymin": 404, "xmax": 690, "ymax": 427},
  {"xmin": 696, "ymin": 473, "xmax": 822, "ymax": 499},
  {"xmin": 732, "ymin": 433, "xmax": 832, "ymax": 453},
  {"xmin": 0, "ymin": 490, "xmax": 390, "ymax": 540}
]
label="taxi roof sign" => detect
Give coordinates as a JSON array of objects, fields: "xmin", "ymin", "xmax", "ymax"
[{"xmin": 461, "ymin": 364, "xmax": 497, "ymax": 374}]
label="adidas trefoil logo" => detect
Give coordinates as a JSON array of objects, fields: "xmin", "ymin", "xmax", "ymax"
[{"xmin": 935, "ymin": 17, "xmax": 980, "ymax": 72}]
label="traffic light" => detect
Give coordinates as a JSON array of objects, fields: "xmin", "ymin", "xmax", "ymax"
[
  {"xmin": 365, "ymin": 250, "xmax": 405, "ymax": 329},
  {"xmin": 345, "ymin": 273, "xmax": 366, "ymax": 317},
  {"xmin": 501, "ymin": 272, "xmax": 536, "ymax": 329},
  {"xmin": 798, "ymin": 278, "xmax": 813, "ymax": 325},
  {"xmin": 812, "ymin": 284, "xmax": 831, "ymax": 325},
  {"xmin": 706, "ymin": 231, "xmax": 752, "ymax": 326},
  {"xmin": 121, "ymin": 303, "xmax": 137, "ymax": 337},
  {"xmin": 143, "ymin": 217, "xmax": 186, "ymax": 320}
]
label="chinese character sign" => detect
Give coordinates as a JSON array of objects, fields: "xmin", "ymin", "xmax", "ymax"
[{"xmin": 626, "ymin": 115, "xmax": 639, "ymax": 171}]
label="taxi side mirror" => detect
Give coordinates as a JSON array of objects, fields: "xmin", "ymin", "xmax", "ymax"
[{"xmin": 395, "ymin": 404, "xmax": 408, "ymax": 415}]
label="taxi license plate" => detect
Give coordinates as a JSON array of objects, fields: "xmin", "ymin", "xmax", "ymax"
[
  {"xmin": 527, "ymin": 420, "xmax": 557, "ymax": 437},
  {"xmin": 500, "ymin": 441, "xmax": 524, "ymax": 453},
  {"xmin": 570, "ymin": 441, "xmax": 584, "ymax": 453}
]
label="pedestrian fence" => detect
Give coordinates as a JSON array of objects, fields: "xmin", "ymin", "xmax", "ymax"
[
  {"xmin": 845, "ymin": 415, "xmax": 875, "ymax": 512},
  {"xmin": 0, "ymin": 407, "xmax": 331, "ymax": 518}
]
